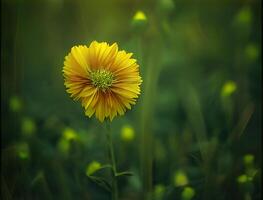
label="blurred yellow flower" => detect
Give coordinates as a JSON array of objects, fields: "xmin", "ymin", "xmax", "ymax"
[
  {"xmin": 221, "ymin": 81, "xmax": 237, "ymax": 97},
  {"xmin": 63, "ymin": 127, "xmax": 78, "ymax": 141},
  {"xmin": 174, "ymin": 170, "xmax": 188, "ymax": 187},
  {"xmin": 181, "ymin": 186, "xmax": 195, "ymax": 200},
  {"xmin": 121, "ymin": 125, "xmax": 135, "ymax": 141},
  {"xmin": 63, "ymin": 41, "xmax": 142, "ymax": 122}
]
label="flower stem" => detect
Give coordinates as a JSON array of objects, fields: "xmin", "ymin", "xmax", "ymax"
[{"xmin": 106, "ymin": 122, "xmax": 118, "ymax": 200}]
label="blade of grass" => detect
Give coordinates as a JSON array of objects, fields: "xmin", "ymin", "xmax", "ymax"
[{"xmin": 227, "ymin": 103, "xmax": 254, "ymax": 143}]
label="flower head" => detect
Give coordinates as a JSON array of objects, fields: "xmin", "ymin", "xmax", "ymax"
[{"xmin": 63, "ymin": 41, "xmax": 142, "ymax": 122}]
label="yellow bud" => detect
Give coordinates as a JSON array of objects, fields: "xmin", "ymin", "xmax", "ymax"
[
  {"xmin": 221, "ymin": 81, "xmax": 237, "ymax": 97},
  {"xmin": 121, "ymin": 125, "xmax": 135, "ymax": 142},
  {"xmin": 132, "ymin": 10, "xmax": 148, "ymax": 31},
  {"xmin": 63, "ymin": 127, "xmax": 78, "ymax": 141},
  {"xmin": 174, "ymin": 170, "xmax": 188, "ymax": 187},
  {"xmin": 86, "ymin": 161, "xmax": 102, "ymax": 176},
  {"xmin": 133, "ymin": 11, "xmax": 147, "ymax": 21},
  {"xmin": 181, "ymin": 187, "xmax": 195, "ymax": 200}
]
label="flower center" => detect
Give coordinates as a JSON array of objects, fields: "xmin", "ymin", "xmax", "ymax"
[{"xmin": 90, "ymin": 69, "xmax": 114, "ymax": 90}]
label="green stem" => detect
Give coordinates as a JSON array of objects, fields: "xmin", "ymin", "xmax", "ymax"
[{"xmin": 106, "ymin": 122, "xmax": 118, "ymax": 200}]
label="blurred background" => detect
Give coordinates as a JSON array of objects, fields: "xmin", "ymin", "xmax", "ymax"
[{"xmin": 1, "ymin": 0, "xmax": 261, "ymax": 199}]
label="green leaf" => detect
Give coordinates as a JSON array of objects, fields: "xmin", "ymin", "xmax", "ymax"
[
  {"xmin": 99, "ymin": 164, "xmax": 113, "ymax": 171},
  {"xmin": 88, "ymin": 175, "xmax": 112, "ymax": 192},
  {"xmin": 116, "ymin": 171, "xmax": 134, "ymax": 177}
]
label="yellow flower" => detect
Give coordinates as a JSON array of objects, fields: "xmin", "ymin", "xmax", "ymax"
[{"xmin": 63, "ymin": 41, "xmax": 142, "ymax": 122}]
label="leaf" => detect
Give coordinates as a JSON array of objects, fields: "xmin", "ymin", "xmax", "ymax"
[
  {"xmin": 228, "ymin": 103, "xmax": 254, "ymax": 143},
  {"xmin": 86, "ymin": 163, "xmax": 112, "ymax": 176},
  {"xmin": 116, "ymin": 171, "xmax": 134, "ymax": 177},
  {"xmin": 99, "ymin": 164, "xmax": 113, "ymax": 171},
  {"xmin": 88, "ymin": 175, "xmax": 112, "ymax": 192}
]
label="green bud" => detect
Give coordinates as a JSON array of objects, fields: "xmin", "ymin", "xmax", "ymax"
[
  {"xmin": 159, "ymin": 0, "xmax": 175, "ymax": 14},
  {"xmin": 58, "ymin": 138, "xmax": 70, "ymax": 154},
  {"xmin": 21, "ymin": 117, "xmax": 36, "ymax": 136},
  {"xmin": 243, "ymin": 154, "xmax": 254, "ymax": 166},
  {"xmin": 235, "ymin": 7, "xmax": 252, "ymax": 26},
  {"xmin": 154, "ymin": 184, "xmax": 166, "ymax": 199},
  {"xmin": 16, "ymin": 142, "xmax": 30, "ymax": 160},
  {"xmin": 245, "ymin": 44, "xmax": 259, "ymax": 61},
  {"xmin": 131, "ymin": 10, "xmax": 148, "ymax": 31},
  {"xmin": 237, "ymin": 174, "xmax": 249, "ymax": 184}
]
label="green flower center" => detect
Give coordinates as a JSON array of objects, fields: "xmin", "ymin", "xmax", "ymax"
[{"xmin": 90, "ymin": 69, "xmax": 114, "ymax": 90}]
